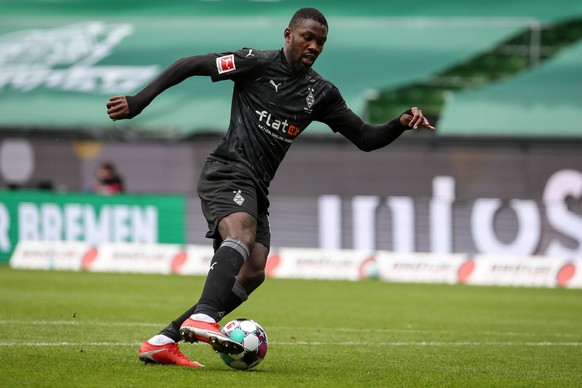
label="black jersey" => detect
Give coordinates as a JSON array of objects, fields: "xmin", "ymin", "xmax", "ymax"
[
  {"xmin": 206, "ymin": 48, "xmax": 351, "ymax": 188},
  {"xmin": 127, "ymin": 48, "xmax": 410, "ymax": 193}
]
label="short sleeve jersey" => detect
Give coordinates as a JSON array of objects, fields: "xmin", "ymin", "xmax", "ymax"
[{"xmin": 206, "ymin": 48, "xmax": 349, "ymax": 188}]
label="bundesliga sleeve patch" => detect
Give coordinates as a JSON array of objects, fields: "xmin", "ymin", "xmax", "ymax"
[{"xmin": 216, "ymin": 54, "xmax": 236, "ymax": 74}]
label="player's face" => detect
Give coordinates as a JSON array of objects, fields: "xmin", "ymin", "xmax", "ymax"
[{"xmin": 284, "ymin": 18, "xmax": 327, "ymax": 73}]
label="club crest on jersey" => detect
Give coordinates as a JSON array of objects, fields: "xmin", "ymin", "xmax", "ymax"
[
  {"xmin": 216, "ymin": 54, "xmax": 236, "ymax": 74},
  {"xmin": 305, "ymin": 87, "xmax": 315, "ymax": 113},
  {"xmin": 232, "ymin": 190, "xmax": 245, "ymax": 206}
]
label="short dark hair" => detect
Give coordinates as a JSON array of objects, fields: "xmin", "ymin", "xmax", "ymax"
[
  {"xmin": 289, "ymin": 8, "xmax": 328, "ymax": 30},
  {"xmin": 99, "ymin": 162, "xmax": 116, "ymax": 172}
]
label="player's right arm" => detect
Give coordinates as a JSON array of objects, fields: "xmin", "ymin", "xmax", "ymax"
[{"xmin": 106, "ymin": 55, "xmax": 211, "ymax": 121}]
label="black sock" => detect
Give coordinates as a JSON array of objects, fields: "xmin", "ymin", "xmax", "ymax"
[
  {"xmin": 219, "ymin": 281, "xmax": 249, "ymax": 321},
  {"xmin": 158, "ymin": 282, "xmax": 250, "ymax": 342},
  {"xmin": 158, "ymin": 304, "xmax": 197, "ymax": 342},
  {"xmin": 194, "ymin": 239, "xmax": 249, "ymax": 321}
]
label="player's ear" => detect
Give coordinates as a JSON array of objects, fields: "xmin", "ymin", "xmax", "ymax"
[{"xmin": 284, "ymin": 27, "xmax": 292, "ymax": 43}]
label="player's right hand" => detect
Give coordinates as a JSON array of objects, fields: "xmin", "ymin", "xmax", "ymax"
[{"xmin": 106, "ymin": 96, "xmax": 131, "ymax": 121}]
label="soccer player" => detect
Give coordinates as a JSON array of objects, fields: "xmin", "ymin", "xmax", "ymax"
[{"xmin": 107, "ymin": 7, "xmax": 435, "ymax": 367}]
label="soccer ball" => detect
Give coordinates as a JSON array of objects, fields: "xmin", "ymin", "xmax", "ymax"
[{"xmin": 218, "ymin": 318, "xmax": 268, "ymax": 370}]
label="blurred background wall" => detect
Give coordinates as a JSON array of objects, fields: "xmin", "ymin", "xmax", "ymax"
[{"xmin": 0, "ymin": 0, "xmax": 581, "ymax": 261}]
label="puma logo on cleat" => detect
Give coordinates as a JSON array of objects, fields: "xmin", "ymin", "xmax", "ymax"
[{"xmin": 139, "ymin": 349, "xmax": 164, "ymax": 361}]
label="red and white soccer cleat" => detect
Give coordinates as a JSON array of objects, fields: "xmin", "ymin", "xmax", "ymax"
[
  {"xmin": 180, "ymin": 318, "xmax": 244, "ymax": 355},
  {"xmin": 138, "ymin": 341, "xmax": 204, "ymax": 367}
]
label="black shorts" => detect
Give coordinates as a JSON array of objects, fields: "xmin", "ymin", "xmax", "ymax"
[{"xmin": 197, "ymin": 159, "xmax": 271, "ymax": 250}]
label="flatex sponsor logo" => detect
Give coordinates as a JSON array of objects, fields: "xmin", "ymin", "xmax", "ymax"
[{"xmin": 255, "ymin": 110, "xmax": 301, "ymax": 138}]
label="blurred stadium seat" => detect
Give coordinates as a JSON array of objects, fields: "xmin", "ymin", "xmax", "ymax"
[
  {"xmin": 1, "ymin": 0, "xmax": 581, "ymax": 137},
  {"xmin": 367, "ymin": 17, "xmax": 582, "ymax": 137},
  {"xmin": 438, "ymin": 38, "xmax": 582, "ymax": 137}
]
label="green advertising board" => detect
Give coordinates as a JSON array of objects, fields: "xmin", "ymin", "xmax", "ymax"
[{"xmin": 0, "ymin": 190, "xmax": 185, "ymax": 263}]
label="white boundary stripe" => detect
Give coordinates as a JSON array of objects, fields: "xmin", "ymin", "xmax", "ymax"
[
  {"xmin": 0, "ymin": 341, "xmax": 580, "ymax": 347},
  {"xmin": 1, "ymin": 320, "xmax": 581, "ymax": 339},
  {"xmin": 0, "ymin": 320, "xmax": 162, "ymax": 328},
  {"xmin": 275, "ymin": 341, "xmax": 582, "ymax": 347},
  {"xmin": 305, "ymin": 327, "xmax": 582, "ymax": 338},
  {"xmin": 0, "ymin": 342, "xmax": 140, "ymax": 347}
]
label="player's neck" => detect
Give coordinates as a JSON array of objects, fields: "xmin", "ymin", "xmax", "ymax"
[{"xmin": 281, "ymin": 49, "xmax": 309, "ymax": 76}]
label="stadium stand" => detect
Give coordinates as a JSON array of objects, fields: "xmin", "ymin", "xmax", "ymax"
[
  {"xmin": 1, "ymin": 0, "xmax": 581, "ymax": 137},
  {"xmin": 367, "ymin": 16, "xmax": 582, "ymax": 137},
  {"xmin": 3, "ymin": 0, "xmax": 582, "ymax": 20},
  {"xmin": 438, "ymin": 38, "xmax": 582, "ymax": 137}
]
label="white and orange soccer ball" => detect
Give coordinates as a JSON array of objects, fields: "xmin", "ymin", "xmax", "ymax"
[{"xmin": 218, "ymin": 318, "xmax": 268, "ymax": 370}]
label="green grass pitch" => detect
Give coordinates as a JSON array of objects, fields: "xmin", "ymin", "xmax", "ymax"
[{"xmin": 0, "ymin": 265, "xmax": 580, "ymax": 386}]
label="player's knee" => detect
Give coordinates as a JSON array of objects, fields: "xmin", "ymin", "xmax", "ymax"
[
  {"xmin": 238, "ymin": 233, "xmax": 256, "ymax": 253},
  {"xmin": 242, "ymin": 268, "xmax": 265, "ymax": 295},
  {"xmin": 251, "ymin": 267, "xmax": 266, "ymax": 288},
  {"xmin": 219, "ymin": 213, "xmax": 257, "ymax": 252},
  {"xmin": 238, "ymin": 258, "xmax": 266, "ymax": 294}
]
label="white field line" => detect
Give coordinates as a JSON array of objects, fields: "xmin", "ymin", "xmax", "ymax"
[
  {"xmin": 0, "ymin": 341, "xmax": 580, "ymax": 347},
  {"xmin": 0, "ymin": 320, "xmax": 161, "ymax": 328},
  {"xmin": 275, "ymin": 341, "xmax": 582, "ymax": 347},
  {"xmin": 0, "ymin": 342, "xmax": 141, "ymax": 347},
  {"xmin": 1, "ymin": 320, "xmax": 580, "ymax": 339}
]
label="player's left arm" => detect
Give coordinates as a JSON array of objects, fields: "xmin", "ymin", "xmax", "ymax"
[
  {"xmin": 336, "ymin": 108, "xmax": 435, "ymax": 152},
  {"xmin": 318, "ymin": 88, "xmax": 435, "ymax": 151}
]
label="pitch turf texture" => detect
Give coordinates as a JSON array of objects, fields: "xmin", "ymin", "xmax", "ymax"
[{"xmin": 1, "ymin": 266, "xmax": 580, "ymax": 387}]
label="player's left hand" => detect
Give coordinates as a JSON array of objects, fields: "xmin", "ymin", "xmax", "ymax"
[{"xmin": 400, "ymin": 107, "xmax": 436, "ymax": 131}]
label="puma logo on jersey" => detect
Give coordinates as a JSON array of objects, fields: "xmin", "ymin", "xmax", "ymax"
[
  {"xmin": 269, "ymin": 80, "xmax": 281, "ymax": 93},
  {"xmin": 246, "ymin": 49, "xmax": 254, "ymax": 57}
]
